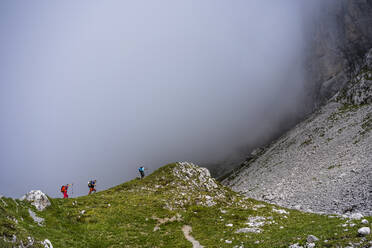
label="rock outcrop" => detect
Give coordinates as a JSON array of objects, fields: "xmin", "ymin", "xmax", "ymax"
[
  {"xmin": 20, "ymin": 190, "xmax": 51, "ymax": 211},
  {"xmin": 164, "ymin": 162, "xmax": 229, "ymax": 209},
  {"xmin": 337, "ymin": 48, "xmax": 372, "ymax": 105}
]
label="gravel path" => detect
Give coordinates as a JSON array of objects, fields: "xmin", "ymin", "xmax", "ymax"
[{"xmin": 182, "ymin": 225, "xmax": 204, "ymax": 248}]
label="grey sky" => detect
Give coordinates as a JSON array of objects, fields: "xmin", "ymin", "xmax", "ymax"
[{"xmin": 1, "ymin": 1, "xmax": 320, "ymax": 197}]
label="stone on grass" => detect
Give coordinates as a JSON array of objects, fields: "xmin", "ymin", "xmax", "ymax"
[
  {"xmin": 272, "ymin": 208, "xmax": 289, "ymax": 215},
  {"xmin": 41, "ymin": 239, "xmax": 53, "ymax": 248},
  {"xmin": 246, "ymin": 216, "xmax": 266, "ymax": 227},
  {"xmin": 28, "ymin": 209, "xmax": 44, "ymax": 226},
  {"xmin": 235, "ymin": 227, "xmax": 262, "ymax": 233},
  {"xmin": 361, "ymin": 219, "xmax": 369, "ymax": 225},
  {"xmin": 306, "ymin": 243, "xmax": 315, "ymax": 248},
  {"xmin": 20, "ymin": 190, "xmax": 51, "ymax": 211},
  {"xmin": 350, "ymin": 213, "xmax": 363, "ymax": 220},
  {"xmin": 307, "ymin": 235, "xmax": 319, "ymax": 243},
  {"xmin": 358, "ymin": 227, "xmax": 370, "ymax": 236}
]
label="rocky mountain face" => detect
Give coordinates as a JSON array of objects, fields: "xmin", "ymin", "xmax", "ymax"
[
  {"xmin": 305, "ymin": 0, "xmax": 372, "ymax": 108},
  {"xmin": 209, "ymin": 1, "xmax": 372, "ymax": 180},
  {"xmin": 223, "ymin": 49, "xmax": 372, "ymax": 216}
]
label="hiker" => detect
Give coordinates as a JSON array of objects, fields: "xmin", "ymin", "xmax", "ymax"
[
  {"xmin": 138, "ymin": 166, "xmax": 146, "ymax": 179},
  {"xmin": 61, "ymin": 184, "xmax": 72, "ymax": 198},
  {"xmin": 88, "ymin": 180, "xmax": 97, "ymax": 195}
]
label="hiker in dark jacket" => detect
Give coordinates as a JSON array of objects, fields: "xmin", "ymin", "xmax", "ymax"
[
  {"xmin": 88, "ymin": 180, "xmax": 97, "ymax": 195},
  {"xmin": 138, "ymin": 166, "xmax": 146, "ymax": 179}
]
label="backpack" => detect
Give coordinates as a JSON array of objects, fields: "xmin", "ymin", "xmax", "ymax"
[
  {"xmin": 139, "ymin": 167, "xmax": 144, "ymax": 172},
  {"xmin": 61, "ymin": 185, "xmax": 66, "ymax": 192},
  {"xmin": 88, "ymin": 181, "xmax": 93, "ymax": 188}
]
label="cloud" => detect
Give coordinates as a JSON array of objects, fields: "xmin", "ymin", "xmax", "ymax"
[{"xmin": 0, "ymin": 0, "xmax": 326, "ymax": 197}]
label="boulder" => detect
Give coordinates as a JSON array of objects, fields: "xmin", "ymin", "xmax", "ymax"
[
  {"xmin": 20, "ymin": 190, "xmax": 51, "ymax": 211},
  {"xmin": 358, "ymin": 227, "xmax": 370, "ymax": 236}
]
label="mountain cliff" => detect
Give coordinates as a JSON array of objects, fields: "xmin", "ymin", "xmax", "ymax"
[
  {"xmin": 305, "ymin": 0, "xmax": 372, "ymax": 107},
  {"xmin": 223, "ymin": 49, "xmax": 372, "ymax": 217}
]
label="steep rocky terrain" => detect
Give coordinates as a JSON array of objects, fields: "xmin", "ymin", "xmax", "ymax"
[
  {"xmin": 208, "ymin": 1, "xmax": 372, "ymax": 180},
  {"xmin": 1, "ymin": 162, "xmax": 371, "ymax": 247},
  {"xmin": 305, "ymin": 0, "xmax": 372, "ymax": 107},
  {"xmin": 223, "ymin": 49, "xmax": 372, "ymax": 216}
]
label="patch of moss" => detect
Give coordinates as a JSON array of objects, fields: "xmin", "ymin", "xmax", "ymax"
[
  {"xmin": 327, "ymin": 164, "xmax": 342, "ymax": 170},
  {"xmin": 300, "ymin": 138, "xmax": 312, "ymax": 147},
  {"xmin": 337, "ymin": 127, "xmax": 346, "ymax": 134},
  {"xmin": 327, "ymin": 104, "xmax": 362, "ymax": 123}
]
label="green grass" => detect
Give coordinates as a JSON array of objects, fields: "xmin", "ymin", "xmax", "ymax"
[
  {"xmin": 327, "ymin": 104, "xmax": 362, "ymax": 124},
  {"xmin": 1, "ymin": 162, "xmax": 371, "ymax": 247}
]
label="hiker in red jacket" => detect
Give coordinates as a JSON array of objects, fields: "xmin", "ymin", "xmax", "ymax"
[{"xmin": 61, "ymin": 184, "xmax": 72, "ymax": 198}]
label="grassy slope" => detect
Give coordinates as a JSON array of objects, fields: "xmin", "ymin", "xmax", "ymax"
[{"xmin": 1, "ymin": 163, "xmax": 371, "ymax": 248}]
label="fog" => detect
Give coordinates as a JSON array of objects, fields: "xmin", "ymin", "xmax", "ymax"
[{"xmin": 1, "ymin": 0, "xmax": 324, "ymax": 197}]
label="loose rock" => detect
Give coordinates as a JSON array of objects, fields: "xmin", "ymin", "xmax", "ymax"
[
  {"xmin": 350, "ymin": 213, "xmax": 364, "ymax": 220},
  {"xmin": 235, "ymin": 227, "xmax": 262, "ymax": 234},
  {"xmin": 41, "ymin": 239, "xmax": 53, "ymax": 248},
  {"xmin": 28, "ymin": 209, "xmax": 44, "ymax": 226},
  {"xmin": 307, "ymin": 235, "xmax": 319, "ymax": 243},
  {"xmin": 361, "ymin": 219, "xmax": 369, "ymax": 225}
]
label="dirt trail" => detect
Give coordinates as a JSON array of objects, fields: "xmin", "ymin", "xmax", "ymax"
[{"xmin": 182, "ymin": 225, "xmax": 204, "ymax": 248}]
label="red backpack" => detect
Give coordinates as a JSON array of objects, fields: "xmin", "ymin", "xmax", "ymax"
[{"xmin": 61, "ymin": 185, "xmax": 67, "ymax": 193}]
